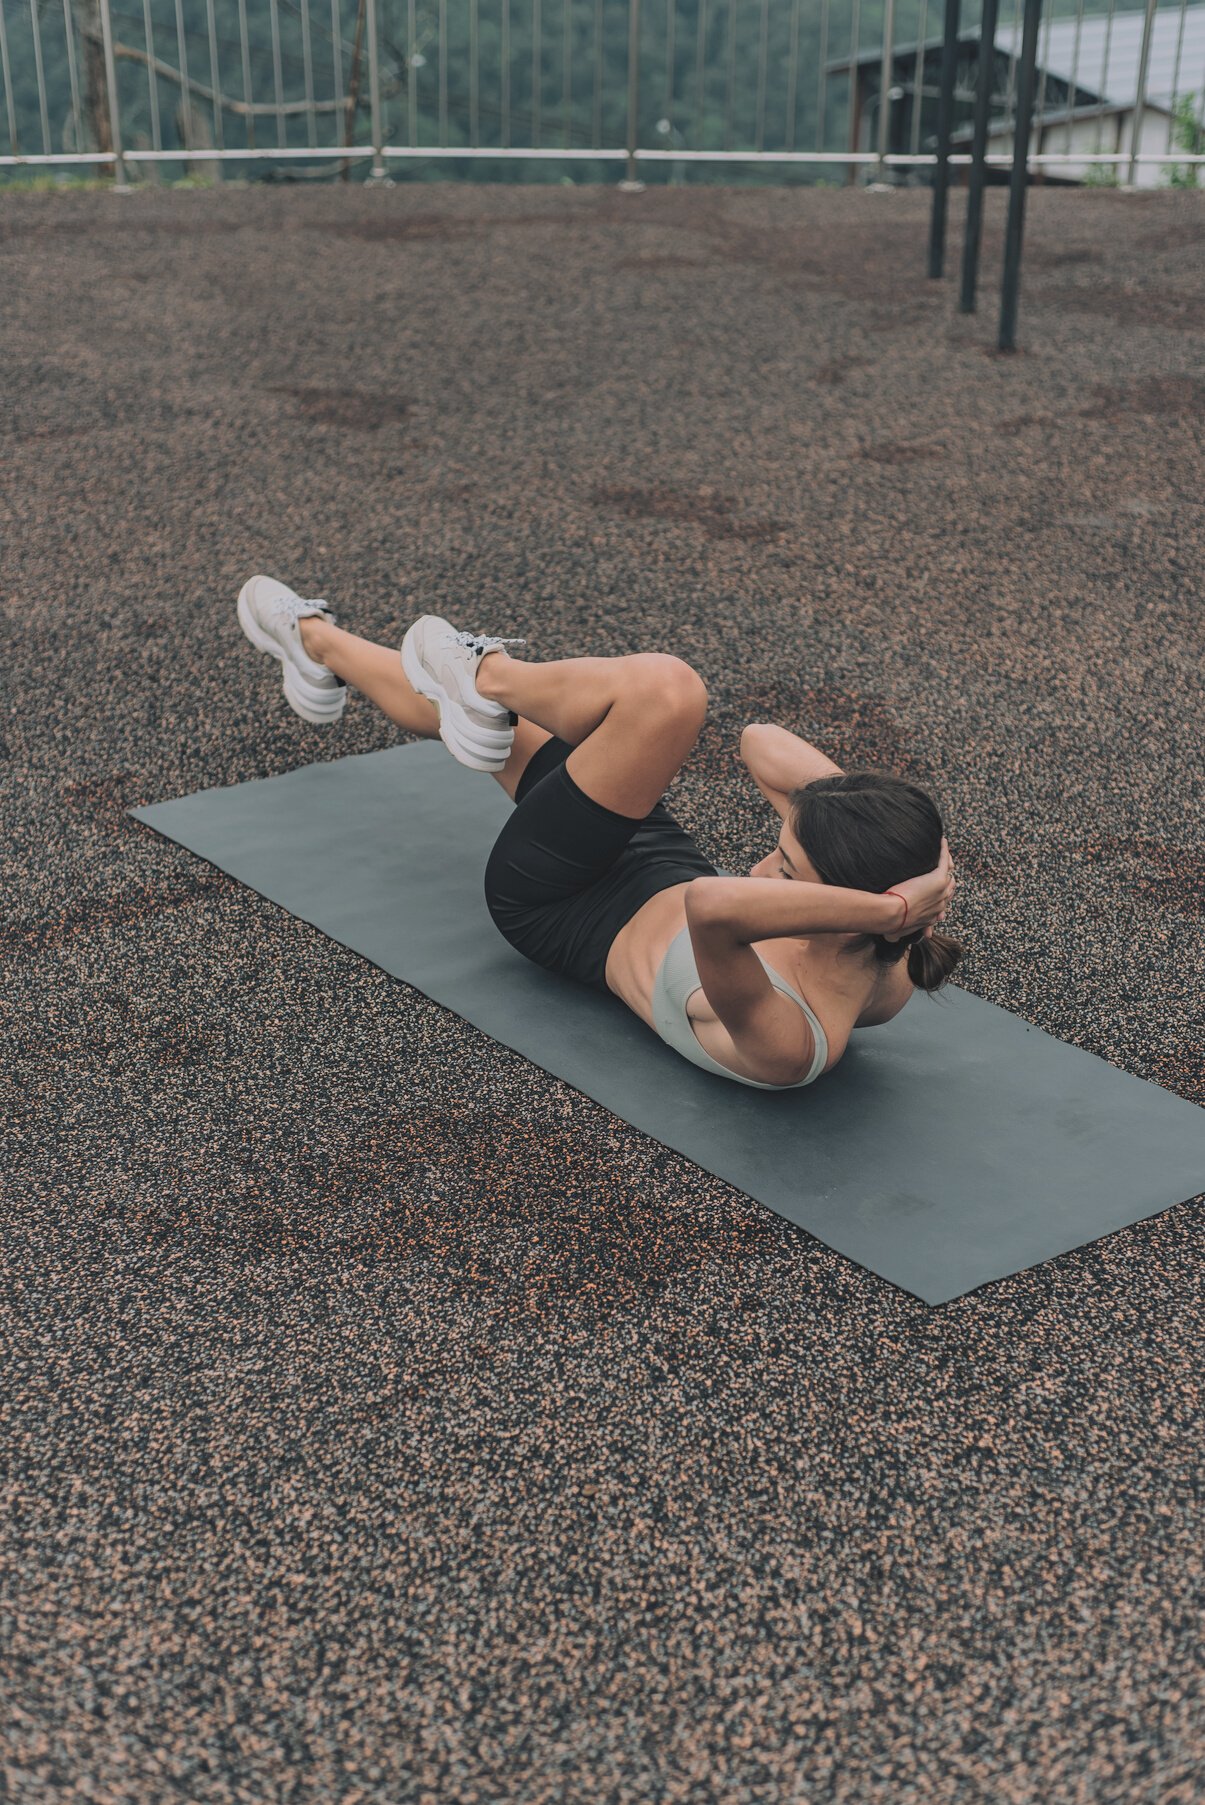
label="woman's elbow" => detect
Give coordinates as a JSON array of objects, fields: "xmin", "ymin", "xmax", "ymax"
[{"xmin": 684, "ymin": 875, "xmax": 733, "ymax": 924}]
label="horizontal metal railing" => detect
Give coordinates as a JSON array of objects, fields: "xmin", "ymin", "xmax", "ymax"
[{"xmin": 1, "ymin": 0, "xmax": 1202, "ymax": 182}]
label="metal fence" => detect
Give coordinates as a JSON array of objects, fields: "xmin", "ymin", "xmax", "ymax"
[{"xmin": 1, "ymin": 0, "xmax": 1203, "ymax": 183}]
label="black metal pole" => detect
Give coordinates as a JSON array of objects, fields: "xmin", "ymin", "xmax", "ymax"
[
  {"xmin": 958, "ymin": 0, "xmax": 999, "ymax": 313},
  {"xmin": 928, "ymin": 0, "xmax": 961, "ymax": 278},
  {"xmin": 998, "ymin": 0, "xmax": 1044, "ymax": 350}
]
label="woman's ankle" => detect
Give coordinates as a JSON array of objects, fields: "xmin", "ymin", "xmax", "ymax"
[
  {"xmin": 298, "ymin": 615, "xmax": 333, "ymax": 663},
  {"xmin": 475, "ymin": 648, "xmax": 514, "ymax": 703}
]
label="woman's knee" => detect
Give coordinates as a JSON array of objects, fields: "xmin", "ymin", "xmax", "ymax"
[{"xmin": 625, "ymin": 653, "xmax": 708, "ymax": 721}]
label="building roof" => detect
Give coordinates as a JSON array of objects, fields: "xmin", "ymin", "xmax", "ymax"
[
  {"xmin": 1002, "ymin": 6, "xmax": 1205, "ymax": 109},
  {"xmin": 831, "ymin": 6, "xmax": 1205, "ymax": 112},
  {"xmin": 948, "ymin": 98, "xmax": 1172, "ymax": 144}
]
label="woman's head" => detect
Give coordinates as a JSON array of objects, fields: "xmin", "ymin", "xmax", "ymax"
[{"xmin": 788, "ymin": 770, "xmax": 963, "ymax": 993}]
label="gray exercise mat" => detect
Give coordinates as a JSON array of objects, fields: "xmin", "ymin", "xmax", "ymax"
[{"xmin": 130, "ymin": 742, "xmax": 1205, "ymax": 1304}]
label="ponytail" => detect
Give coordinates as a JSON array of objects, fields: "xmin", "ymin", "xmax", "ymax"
[
  {"xmin": 904, "ymin": 929, "xmax": 962, "ymax": 993},
  {"xmin": 855, "ymin": 925, "xmax": 962, "ymax": 991}
]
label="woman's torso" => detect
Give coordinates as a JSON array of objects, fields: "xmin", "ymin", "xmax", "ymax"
[{"xmin": 604, "ymin": 880, "xmax": 914, "ymax": 1079}]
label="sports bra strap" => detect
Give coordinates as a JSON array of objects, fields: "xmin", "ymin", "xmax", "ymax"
[{"xmin": 651, "ymin": 927, "xmax": 829, "ymax": 1089}]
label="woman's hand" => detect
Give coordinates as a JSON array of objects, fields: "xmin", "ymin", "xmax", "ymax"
[{"xmin": 882, "ymin": 838, "xmax": 956, "ymax": 942}]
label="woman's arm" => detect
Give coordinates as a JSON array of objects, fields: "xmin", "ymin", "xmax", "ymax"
[
  {"xmin": 740, "ymin": 724, "xmax": 843, "ymax": 821},
  {"xmin": 680, "ymin": 877, "xmax": 899, "ymax": 1083},
  {"xmin": 686, "ymin": 875, "xmax": 900, "ymax": 948},
  {"xmin": 682, "ymin": 856, "xmax": 952, "ymax": 1083}
]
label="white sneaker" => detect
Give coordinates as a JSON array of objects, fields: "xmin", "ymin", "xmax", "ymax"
[
  {"xmin": 400, "ymin": 614, "xmax": 526, "ymax": 772},
  {"xmin": 237, "ymin": 576, "xmax": 347, "ymax": 726}
]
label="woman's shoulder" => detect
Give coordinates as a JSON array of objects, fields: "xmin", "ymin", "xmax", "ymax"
[
  {"xmin": 851, "ymin": 957, "xmax": 915, "ymax": 1029},
  {"xmin": 782, "ymin": 938, "xmax": 912, "ymax": 1033}
]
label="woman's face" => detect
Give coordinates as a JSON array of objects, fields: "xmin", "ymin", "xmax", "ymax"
[{"xmin": 748, "ymin": 820, "xmax": 825, "ymax": 885}]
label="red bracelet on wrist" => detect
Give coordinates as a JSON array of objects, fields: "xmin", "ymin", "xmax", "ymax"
[{"xmin": 884, "ymin": 889, "xmax": 909, "ymax": 929}]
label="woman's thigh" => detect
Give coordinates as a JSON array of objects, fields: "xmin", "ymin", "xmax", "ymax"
[
  {"xmin": 482, "ymin": 738, "xmax": 716, "ymax": 988},
  {"xmin": 484, "ymin": 740, "xmax": 646, "ymax": 918},
  {"xmin": 564, "ymin": 655, "xmax": 707, "ymax": 821}
]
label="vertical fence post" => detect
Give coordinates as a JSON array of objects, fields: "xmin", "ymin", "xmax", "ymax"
[
  {"xmin": 959, "ymin": 0, "xmax": 1000, "ymax": 312},
  {"xmin": 366, "ymin": 0, "xmax": 388, "ymax": 180},
  {"xmin": 621, "ymin": 0, "xmax": 644, "ymax": 188},
  {"xmin": 928, "ymin": 0, "xmax": 961, "ymax": 276},
  {"xmin": 998, "ymin": 0, "xmax": 1042, "ymax": 347},
  {"xmin": 0, "ymin": 0, "xmax": 17, "ymax": 157},
  {"xmin": 1127, "ymin": 0, "xmax": 1157, "ymax": 188},
  {"xmin": 97, "ymin": 0, "xmax": 129, "ymax": 188},
  {"xmin": 875, "ymin": 0, "xmax": 896, "ymax": 179}
]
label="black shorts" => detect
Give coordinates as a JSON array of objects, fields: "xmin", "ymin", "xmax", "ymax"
[{"xmin": 483, "ymin": 736, "xmax": 719, "ymax": 993}]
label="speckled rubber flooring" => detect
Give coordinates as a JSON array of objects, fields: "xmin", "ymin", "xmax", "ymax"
[{"xmin": 2, "ymin": 181, "xmax": 1203, "ymax": 1804}]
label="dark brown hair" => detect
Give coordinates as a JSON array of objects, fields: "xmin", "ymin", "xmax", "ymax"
[{"xmin": 788, "ymin": 770, "xmax": 963, "ymax": 994}]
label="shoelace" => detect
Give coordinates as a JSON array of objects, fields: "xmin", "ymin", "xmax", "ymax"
[
  {"xmin": 449, "ymin": 630, "xmax": 527, "ymax": 658},
  {"xmin": 271, "ymin": 594, "xmax": 330, "ymax": 626},
  {"xmin": 268, "ymin": 593, "xmax": 345, "ymax": 684}
]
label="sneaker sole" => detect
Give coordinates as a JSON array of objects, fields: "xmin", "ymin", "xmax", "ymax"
[
  {"xmin": 400, "ymin": 625, "xmax": 513, "ymax": 772},
  {"xmin": 238, "ymin": 581, "xmax": 347, "ymax": 727}
]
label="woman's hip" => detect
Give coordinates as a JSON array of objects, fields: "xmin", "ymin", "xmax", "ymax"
[{"xmin": 483, "ymin": 740, "xmax": 717, "ymax": 989}]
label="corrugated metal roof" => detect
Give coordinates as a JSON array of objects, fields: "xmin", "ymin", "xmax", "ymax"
[
  {"xmin": 998, "ymin": 6, "xmax": 1205, "ymax": 109},
  {"xmin": 833, "ymin": 6, "xmax": 1205, "ymax": 111}
]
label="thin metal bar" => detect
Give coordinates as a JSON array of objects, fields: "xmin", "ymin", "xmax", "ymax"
[
  {"xmin": 560, "ymin": 0, "xmax": 569, "ymax": 148},
  {"xmin": 625, "ymin": 0, "xmax": 640, "ymax": 179},
  {"xmin": 844, "ymin": 0, "xmax": 861, "ymax": 178},
  {"xmin": 1064, "ymin": 0, "xmax": 1085, "ymax": 154},
  {"xmin": 0, "ymin": 0, "xmax": 17, "ymax": 157},
  {"xmin": 97, "ymin": 0, "xmax": 127, "ymax": 183},
  {"xmin": 407, "ymin": 0, "xmax": 417, "ymax": 146},
  {"xmin": 722, "ymin": 0, "xmax": 735, "ymax": 153},
  {"xmin": 694, "ymin": 0, "xmax": 706, "ymax": 145},
  {"xmin": 816, "ymin": 0, "xmax": 832, "ymax": 154},
  {"xmin": 532, "ymin": 0, "xmax": 541, "ymax": 147},
  {"xmin": 502, "ymin": 0, "xmax": 511, "ymax": 149},
  {"xmin": 1127, "ymin": 0, "xmax": 1157, "ymax": 186},
  {"xmin": 663, "ymin": 0, "xmax": 674, "ymax": 125},
  {"xmin": 266, "ymin": 0, "xmax": 285, "ymax": 147},
  {"xmin": 205, "ymin": 0, "xmax": 227, "ymax": 162},
  {"xmin": 330, "ymin": 0, "xmax": 345, "ymax": 145},
  {"xmin": 1033, "ymin": 0, "xmax": 1054, "ymax": 132},
  {"xmin": 999, "ymin": 0, "xmax": 1042, "ymax": 350},
  {"xmin": 960, "ymin": 0, "xmax": 1000, "ymax": 312},
  {"xmin": 365, "ymin": 146, "xmax": 1205, "ymax": 164},
  {"xmin": 366, "ymin": 0, "xmax": 385, "ymax": 171},
  {"xmin": 141, "ymin": 0, "xmax": 163, "ymax": 165},
  {"xmin": 61, "ymin": 0, "xmax": 83, "ymax": 155},
  {"xmin": 908, "ymin": 0, "xmax": 927, "ymax": 158},
  {"xmin": 173, "ymin": 0, "xmax": 196, "ymax": 151},
  {"xmin": 439, "ymin": 0, "xmax": 447, "ymax": 143},
  {"xmin": 591, "ymin": 0, "xmax": 601, "ymax": 145},
  {"xmin": 1092, "ymin": 0, "xmax": 1116, "ymax": 155},
  {"xmin": 876, "ymin": 0, "xmax": 897, "ymax": 174},
  {"xmin": 7, "ymin": 145, "xmax": 1203, "ymax": 168},
  {"xmin": 1164, "ymin": 0, "xmax": 1189, "ymax": 156},
  {"xmin": 238, "ymin": 0, "xmax": 255, "ymax": 149},
  {"xmin": 1002, "ymin": 0, "xmax": 1022, "ymax": 129},
  {"xmin": 300, "ymin": 0, "xmax": 317, "ymax": 147},
  {"xmin": 784, "ymin": 0, "xmax": 800, "ymax": 151},
  {"xmin": 928, "ymin": 0, "xmax": 960, "ymax": 276},
  {"xmin": 471, "ymin": 0, "xmax": 479, "ymax": 147},
  {"xmin": 29, "ymin": 0, "xmax": 50, "ymax": 155},
  {"xmin": 755, "ymin": 0, "xmax": 768, "ymax": 153}
]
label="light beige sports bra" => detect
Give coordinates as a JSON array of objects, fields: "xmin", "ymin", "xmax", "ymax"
[{"xmin": 650, "ymin": 926, "xmax": 829, "ymax": 1089}]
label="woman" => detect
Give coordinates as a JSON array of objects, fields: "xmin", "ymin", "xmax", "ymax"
[{"xmin": 238, "ymin": 576, "xmax": 960, "ymax": 1090}]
